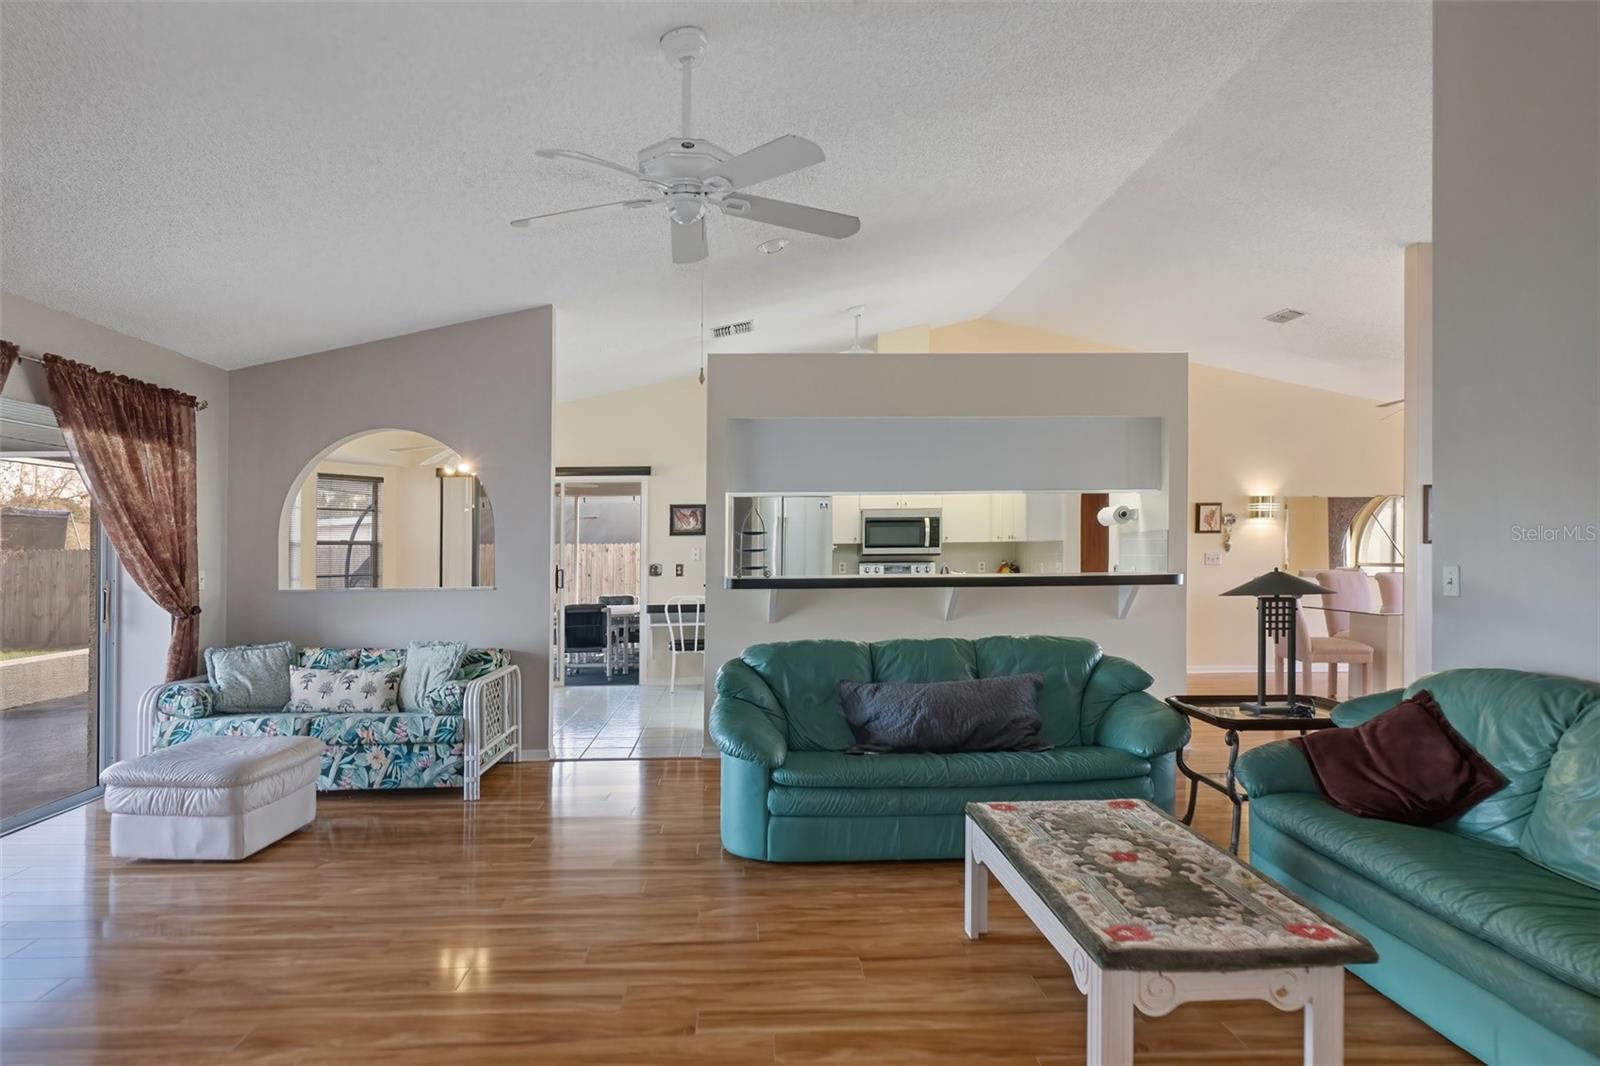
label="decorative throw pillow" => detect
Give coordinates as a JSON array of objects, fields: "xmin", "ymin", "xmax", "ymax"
[
  {"xmin": 204, "ymin": 641, "xmax": 294, "ymax": 711},
  {"xmin": 838, "ymin": 674, "xmax": 1051, "ymax": 754},
  {"xmin": 157, "ymin": 683, "xmax": 215, "ymax": 720},
  {"xmin": 287, "ymin": 666, "xmax": 401, "ymax": 715},
  {"xmin": 1290, "ymin": 689, "xmax": 1509, "ymax": 826},
  {"xmin": 300, "ymin": 646, "xmax": 357, "ymax": 670},
  {"xmin": 400, "ymin": 640, "xmax": 468, "ymax": 712}
]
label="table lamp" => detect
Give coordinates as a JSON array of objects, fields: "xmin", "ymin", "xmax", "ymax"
[{"xmin": 1221, "ymin": 567, "xmax": 1334, "ymax": 714}]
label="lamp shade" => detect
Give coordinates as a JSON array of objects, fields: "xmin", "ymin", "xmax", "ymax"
[{"xmin": 1221, "ymin": 567, "xmax": 1333, "ymax": 598}]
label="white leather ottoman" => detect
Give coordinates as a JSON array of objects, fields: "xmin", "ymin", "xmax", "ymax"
[{"xmin": 101, "ymin": 736, "xmax": 324, "ymax": 860}]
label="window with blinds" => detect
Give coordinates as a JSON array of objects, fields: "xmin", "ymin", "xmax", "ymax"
[{"xmin": 315, "ymin": 475, "xmax": 381, "ymax": 588}]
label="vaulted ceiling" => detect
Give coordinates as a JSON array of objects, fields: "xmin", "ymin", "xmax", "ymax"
[{"xmin": 0, "ymin": 3, "xmax": 1428, "ymax": 399}]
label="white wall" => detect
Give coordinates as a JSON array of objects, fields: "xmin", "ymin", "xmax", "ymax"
[
  {"xmin": 1433, "ymin": 2, "xmax": 1600, "ymax": 679},
  {"xmin": 1, "ymin": 291, "xmax": 230, "ymax": 759},
  {"xmin": 706, "ymin": 351, "xmax": 1190, "ymax": 711},
  {"xmin": 225, "ymin": 309, "xmax": 556, "ymax": 754}
]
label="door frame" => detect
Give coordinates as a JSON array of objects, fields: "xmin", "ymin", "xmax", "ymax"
[{"xmin": 549, "ymin": 475, "xmax": 650, "ymax": 721}]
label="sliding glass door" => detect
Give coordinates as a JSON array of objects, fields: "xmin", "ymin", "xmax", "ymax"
[{"xmin": 0, "ymin": 398, "xmax": 117, "ymax": 833}]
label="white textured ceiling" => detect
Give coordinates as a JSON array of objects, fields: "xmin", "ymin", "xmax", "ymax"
[
  {"xmin": 1, "ymin": 2, "xmax": 1311, "ymax": 397},
  {"xmin": 991, "ymin": 2, "xmax": 1431, "ymax": 399}
]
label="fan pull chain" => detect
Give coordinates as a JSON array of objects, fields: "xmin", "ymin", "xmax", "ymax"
[{"xmin": 697, "ymin": 261, "xmax": 707, "ymax": 385}]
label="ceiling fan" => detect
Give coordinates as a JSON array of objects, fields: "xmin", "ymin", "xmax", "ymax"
[{"xmin": 510, "ymin": 26, "xmax": 860, "ymax": 264}]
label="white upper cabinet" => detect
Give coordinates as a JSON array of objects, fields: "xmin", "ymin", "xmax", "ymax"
[
  {"xmin": 990, "ymin": 494, "xmax": 1027, "ymax": 541},
  {"xmin": 942, "ymin": 494, "xmax": 991, "ymax": 543},
  {"xmin": 859, "ymin": 494, "xmax": 941, "ymax": 510},
  {"xmin": 831, "ymin": 495, "xmax": 861, "ymax": 544}
]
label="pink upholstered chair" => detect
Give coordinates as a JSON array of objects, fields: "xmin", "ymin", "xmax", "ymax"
[
  {"xmin": 1375, "ymin": 571, "xmax": 1404, "ymax": 612},
  {"xmin": 1273, "ymin": 570, "xmax": 1375, "ymax": 699},
  {"xmin": 1315, "ymin": 568, "xmax": 1378, "ymax": 637}
]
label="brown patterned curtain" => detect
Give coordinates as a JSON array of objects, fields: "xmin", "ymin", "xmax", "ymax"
[
  {"xmin": 42, "ymin": 354, "xmax": 202, "ymax": 681},
  {"xmin": 0, "ymin": 340, "xmax": 18, "ymax": 390}
]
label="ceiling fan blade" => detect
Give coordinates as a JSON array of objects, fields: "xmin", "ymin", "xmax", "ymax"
[
  {"xmin": 535, "ymin": 148, "xmax": 668, "ymax": 188},
  {"xmin": 719, "ymin": 194, "xmax": 860, "ymax": 239},
  {"xmin": 670, "ymin": 216, "xmax": 708, "ymax": 264},
  {"xmin": 510, "ymin": 199, "xmax": 655, "ymax": 227},
  {"xmin": 700, "ymin": 135, "xmax": 825, "ymax": 192}
]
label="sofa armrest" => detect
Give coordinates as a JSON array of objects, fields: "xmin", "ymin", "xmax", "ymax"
[
  {"xmin": 1095, "ymin": 691, "xmax": 1190, "ymax": 758},
  {"xmin": 710, "ymin": 696, "xmax": 787, "ymax": 769},
  {"xmin": 138, "ymin": 676, "xmax": 208, "ymax": 757},
  {"xmin": 1331, "ymin": 687, "xmax": 1404, "ymax": 728},
  {"xmin": 1235, "ymin": 741, "xmax": 1321, "ymax": 799}
]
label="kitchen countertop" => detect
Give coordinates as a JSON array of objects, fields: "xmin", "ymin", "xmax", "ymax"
[{"xmin": 723, "ymin": 573, "xmax": 1184, "ymax": 590}]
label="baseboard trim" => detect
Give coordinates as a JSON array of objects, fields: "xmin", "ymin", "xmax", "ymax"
[{"xmin": 519, "ymin": 749, "xmax": 550, "ymax": 762}]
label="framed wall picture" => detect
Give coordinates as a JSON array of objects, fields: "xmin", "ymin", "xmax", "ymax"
[
  {"xmin": 669, "ymin": 504, "xmax": 706, "ymax": 536},
  {"xmin": 1195, "ymin": 502, "xmax": 1223, "ymax": 534}
]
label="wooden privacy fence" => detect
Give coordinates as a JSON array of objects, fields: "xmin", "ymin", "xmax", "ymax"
[
  {"xmin": 1, "ymin": 549, "xmax": 93, "ymax": 649},
  {"xmin": 559, "ymin": 542, "xmax": 640, "ymax": 604}
]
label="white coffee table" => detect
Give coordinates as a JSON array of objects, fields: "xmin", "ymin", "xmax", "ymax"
[{"xmin": 964, "ymin": 800, "xmax": 1375, "ymax": 1065}]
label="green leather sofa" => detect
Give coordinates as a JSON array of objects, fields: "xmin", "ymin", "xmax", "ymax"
[
  {"xmin": 709, "ymin": 636, "xmax": 1189, "ymax": 862},
  {"xmin": 1236, "ymin": 669, "xmax": 1600, "ymax": 1065}
]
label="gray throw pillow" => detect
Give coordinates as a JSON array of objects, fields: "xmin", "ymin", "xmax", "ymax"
[
  {"xmin": 838, "ymin": 673, "xmax": 1051, "ymax": 754},
  {"xmin": 400, "ymin": 640, "xmax": 468, "ymax": 712},
  {"xmin": 204, "ymin": 641, "xmax": 294, "ymax": 711}
]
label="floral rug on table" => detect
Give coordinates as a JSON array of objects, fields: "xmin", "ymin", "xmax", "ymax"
[{"xmin": 967, "ymin": 799, "xmax": 1376, "ymax": 972}]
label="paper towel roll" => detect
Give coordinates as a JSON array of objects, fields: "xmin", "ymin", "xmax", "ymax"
[{"xmin": 1097, "ymin": 505, "xmax": 1136, "ymax": 527}]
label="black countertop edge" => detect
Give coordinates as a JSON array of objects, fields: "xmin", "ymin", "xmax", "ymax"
[{"xmin": 723, "ymin": 573, "xmax": 1184, "ymax": 590}]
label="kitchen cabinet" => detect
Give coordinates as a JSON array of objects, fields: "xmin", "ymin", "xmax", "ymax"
[
  {"xmin": 990, "ymin": 494, "xmax": 1027, "ymax": 541},
  {"xmin": 942, "ymin": 494, "xmax": 992, "ymax": 543},
  {"xmin": 859, "ymin": 494, "xmax": 941, "ymax": 510},
  {"xmin": 831, "ymin": 495, "xmax": 861, "ymax": 544}
]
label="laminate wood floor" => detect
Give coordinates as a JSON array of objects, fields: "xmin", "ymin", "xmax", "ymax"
[{"xmin": 0, "ymin": 674, "xmax": 1472, "ymax": 1064}]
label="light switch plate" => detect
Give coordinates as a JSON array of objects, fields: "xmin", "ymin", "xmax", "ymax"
[
  {"xmin": 1204, "ymin": 552, "xmax": 1222, "ymax": 566},
  {"xmin": 1442, "ymin": 564, "xmax": 1460, "ymax": 597}
]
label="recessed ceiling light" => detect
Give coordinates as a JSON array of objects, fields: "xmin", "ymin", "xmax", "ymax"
[{"xmin": 757, "ymin": 238, "xmax": 789, "ymax": 255}]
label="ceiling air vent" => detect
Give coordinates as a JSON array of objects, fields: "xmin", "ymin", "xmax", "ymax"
[
  {"xmin": 711, "ymin": 320, "xmax": 755, "ymax": 339},
  {"xmin": 1263, "ymin": 308, "xmax": 1307, "ymax": 324}
]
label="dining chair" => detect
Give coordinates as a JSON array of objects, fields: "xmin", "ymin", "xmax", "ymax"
[
  {"xmin": 1272, "ymin": 605, "xmax": 1373, "ymax": 700},
  {"xmin": 665, "ymin": 595, "xmax": 705, "ymax": 692},
  {"xmin": 1375, "ymin": 571, "xmax": 1404, "ymax": 612},
  {"xmin": 1314, "ymin": 568, "xmax": 1378, "ymax": 638},
  {"xmin": 561, "ymin": 604, "xmax": 608, "ymax": 680}
]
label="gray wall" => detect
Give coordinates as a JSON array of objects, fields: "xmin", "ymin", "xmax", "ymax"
[
  {"xmin": 225, "ymin": 309, "xmax": 555, "ymax": 753},
  {"xmin": 705, "ymin": 351, "xmax": 1189, "ymax": 715},
  {"xmin": 1433, "ymin": 3, "xmax": 1600, "ymax": 678},
  {"xmin": 1, "ymin": 291, "xmax": 230, "ymax": 759}
]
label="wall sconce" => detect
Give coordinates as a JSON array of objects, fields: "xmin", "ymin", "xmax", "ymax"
[
  {"xmin": 1248, "ymin": 495, "xmax": 1280, "ymax": 519},
  {"xmin": 1220, "ymin": 512, "xmax": 1238, "ymax": 552}
]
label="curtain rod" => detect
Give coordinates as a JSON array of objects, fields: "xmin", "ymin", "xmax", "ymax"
[{"xmin": 13, "ymin": 350, "xmax": 209, "ymax": 410}]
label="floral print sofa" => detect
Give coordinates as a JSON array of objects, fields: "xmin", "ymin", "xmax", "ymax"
[{"xmin": 139, "ymin": 646, "xmax": 521, "ymax": 800}]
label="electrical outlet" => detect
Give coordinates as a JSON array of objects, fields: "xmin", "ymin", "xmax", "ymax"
[
  {"xmin": 1204, "ymin": 552, "xmax": 1222, "ymax": 566},
  {"xmin": 675, "ymin": 563, "xmax": 684, "ymax": 577},
  {"xmin": 837, "ymin": 561, "xmax": 848, "ymax": 574},
  {"xmin": 691, "ymin": 547, "xmax": 702, "ymax": 562},
  {"xmin": 1442, "ymin": 564, "xmax": 1460, "ymax": 597},
  {"xmin": 978, "ymin": 561, "xmax": 988, "ymax": 573},
  {"xmin": 1053, "ymin": 561, "xmax": 1062, "ymax": 573}
]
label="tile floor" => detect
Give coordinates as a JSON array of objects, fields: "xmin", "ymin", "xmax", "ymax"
[{"xmin": 548, "ymin": 681, "xmax": 706, "ymax": 759}]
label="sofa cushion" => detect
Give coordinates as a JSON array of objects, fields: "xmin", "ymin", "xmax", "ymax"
[
  {"xmin": 1520, "ymin": 706, "xmax": 1600, "ymax": 891},
  {"xmin": 740, "ymin": 640, "xmax": 872, "ymax": 752},
  {"xmin": 868, "ymin": 638, "xmax": 977, "ymax": 684},
  {"xmin": 768, "ymin": 778, "xmax": 1154, "ymax": 818},
  {"xmin": 204, "ymin": 641, "xmax": 294, "ymax": 712},
  {"xmin": 1081, "ymin": 655, "xmax": 1155, "ymax": 744},
  {"xmin": 974, "ymin": 636, "xmax": 1102, "ymax": 747},
  {"xmin": 153, "ymin": 711, "xmax": 311, "ymax": 748},
  {"xmin": 770, "ymin": 747, "xmax": 1150, "ymax": 790},
  {"xmin": 454, "ymin": 647, "xmax": 509, "ymax": 681},
  {"xmin": 1406, "ymin": 669, "xmax": 1600, "ymax": 848},
  {"xmin": 319, "ymin": 742, "xmax": 462, "ymax": 790},
  {"xmin": 400, "ymin": 640, "xmax": 467, "ymax": 712},
  {"xmin": 1250, "ymin": 792, "xmax": 1600, "ymax": 997},
  {"xmin": 298, "ymin": 646, "xmax": 358, "ymax": 670},
  {"xmin": 308, "ymin": 712, "xmax": 463, "ymax": 747}
]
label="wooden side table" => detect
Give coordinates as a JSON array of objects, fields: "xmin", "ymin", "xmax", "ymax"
[{"xmin": 1164, "ymin": 695, "xmax": 1338, "ymax": 854}]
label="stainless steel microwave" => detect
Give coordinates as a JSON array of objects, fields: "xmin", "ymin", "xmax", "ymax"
[{"xmin": 860, "ymin": 509, "xmax": 942, "ymax": 556}]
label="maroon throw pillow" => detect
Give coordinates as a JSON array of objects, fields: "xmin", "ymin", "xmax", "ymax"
[{"xmin": 1289, "ymin": 689, "xmax": 1508, "ymax": 826}]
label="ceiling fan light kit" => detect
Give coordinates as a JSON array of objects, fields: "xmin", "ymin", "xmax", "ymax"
[{"xmin": 511, "ymin": 26, "xmax": 860, "ymax": 265}]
